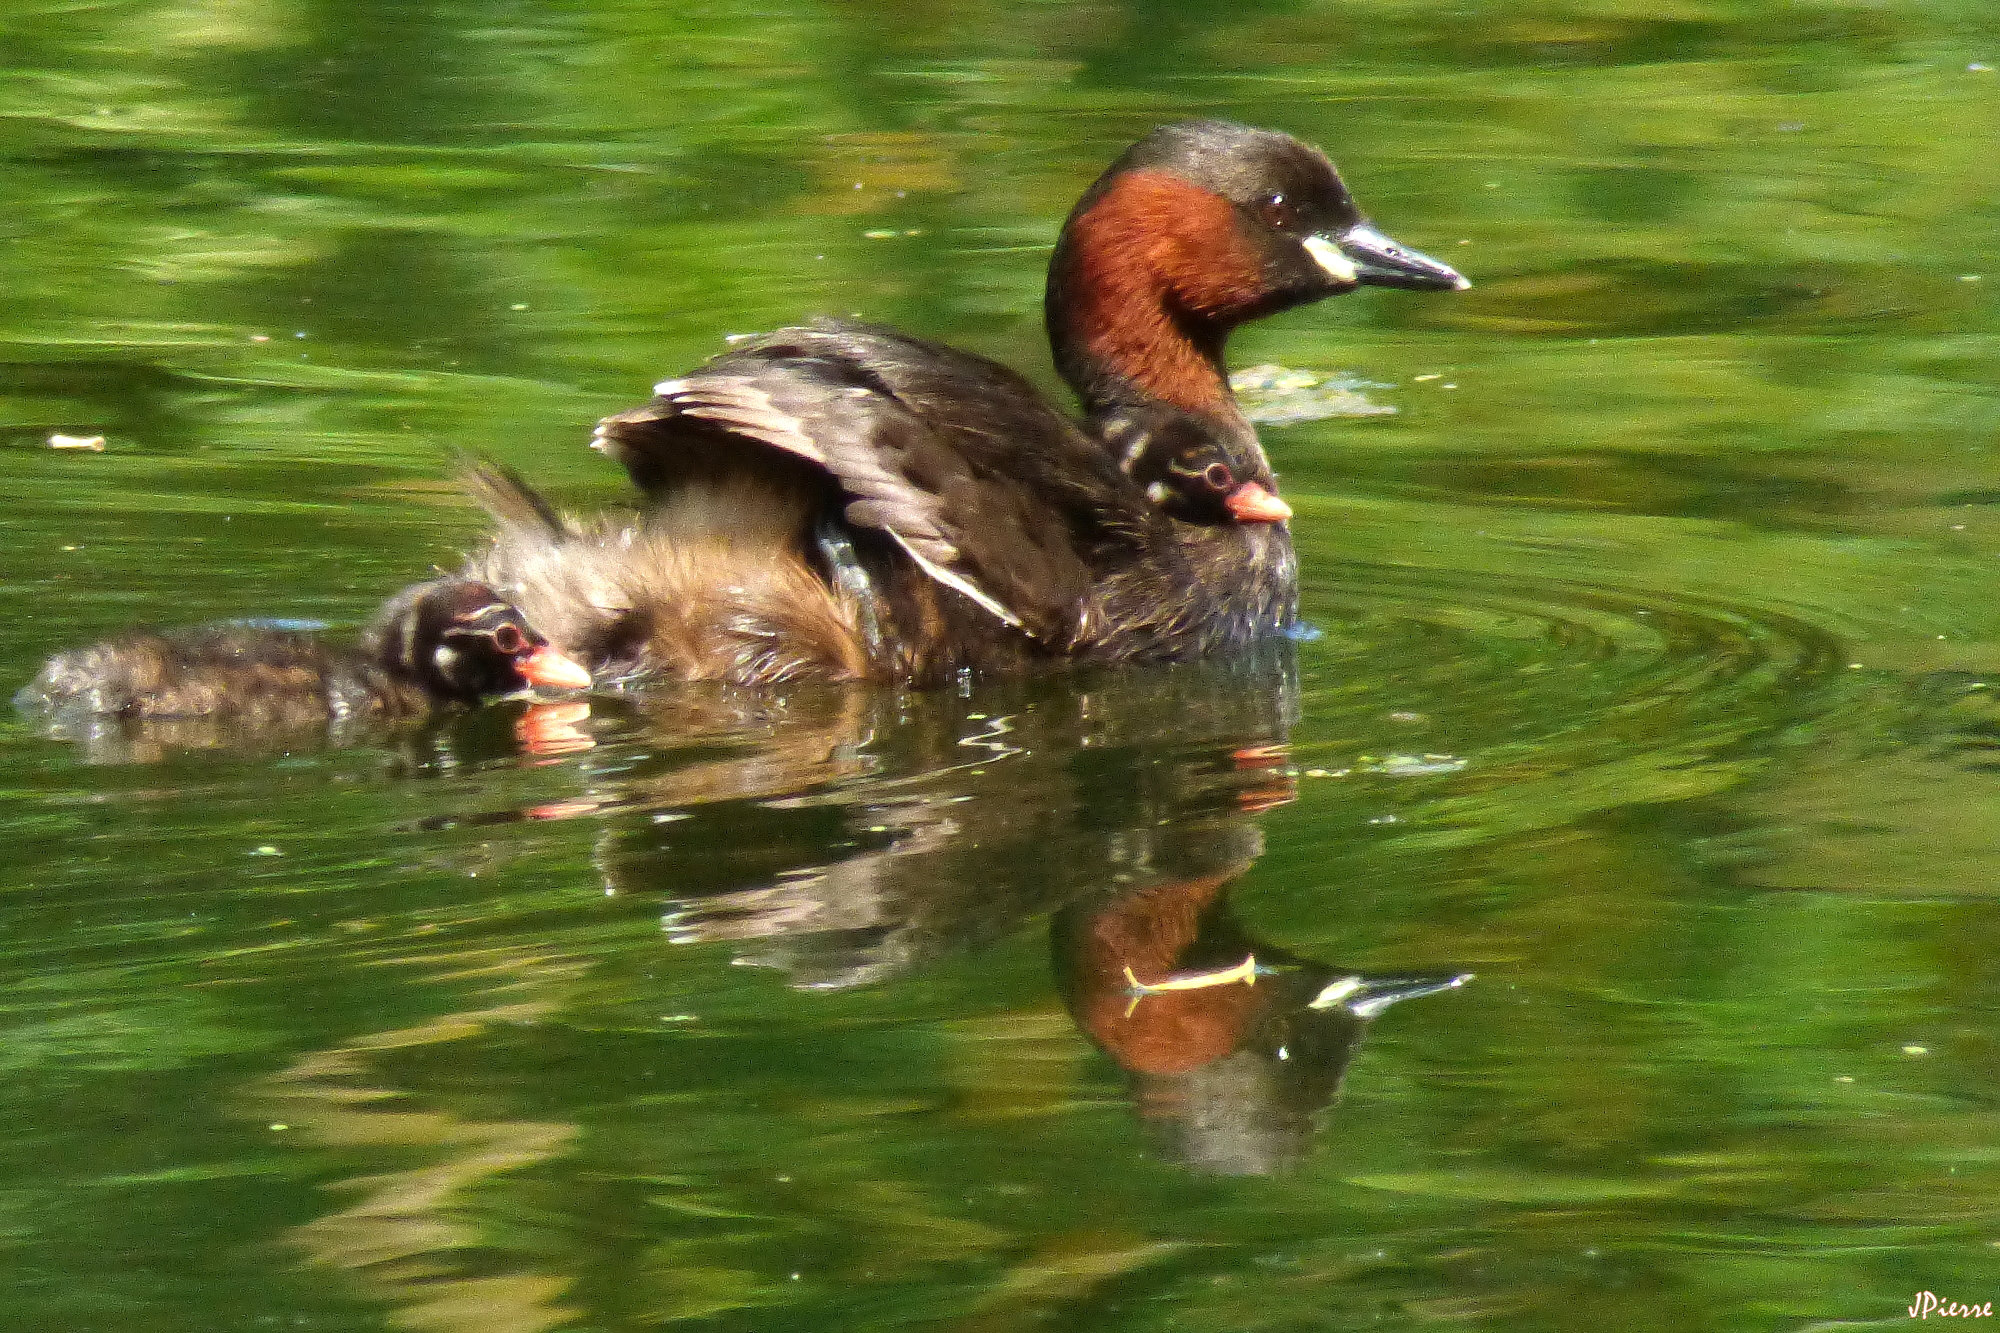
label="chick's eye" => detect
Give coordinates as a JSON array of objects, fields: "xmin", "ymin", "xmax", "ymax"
[
  {"xmin": 490, "ymin": 623, "xmax": 526, "ymax": 655},
  {"xmin": 1202, "ymin": 461, "xmax": 1234, "ymax": 490}
]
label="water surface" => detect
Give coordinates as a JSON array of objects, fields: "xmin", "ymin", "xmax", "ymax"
[{"xmin": 4, "ymin": 2, "xmax": 1999, "ymax": 1329}]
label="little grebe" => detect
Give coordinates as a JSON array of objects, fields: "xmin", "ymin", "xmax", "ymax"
[
  {"xmin": 19, "ymin": 577, "xmax": 591, "ymax": 726},
  {"xmin": 480, "ymin": 120, "xmax": 1466, "ymax": 686}
]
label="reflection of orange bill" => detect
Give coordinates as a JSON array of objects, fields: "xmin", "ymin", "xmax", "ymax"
[
  {"xmin": 1229, "ymin": 745, "xmax": 1296, "ymax": 812},
  {"xmin": 1230, "ymin": 744, "xmax": 1289, "ymax": 766},
  {"xmin": 516, "ymin": 701, "xmax": 595, "ymax": 756},
  {"xmin": 526, "ymin": 797, "xmax": 606, "ymax": 822},
  {"xmin": 1236, "ymin": 780, "xmax": 1296, "ymax": 813}
]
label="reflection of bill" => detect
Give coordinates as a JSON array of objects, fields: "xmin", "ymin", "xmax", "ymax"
[{"xmin": 1054, "ymin": 872, "xmax": 1468, "ymax": 1176}]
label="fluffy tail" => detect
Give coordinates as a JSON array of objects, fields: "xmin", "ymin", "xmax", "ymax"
[
  {"xmin": 458, "ymin": 461, "xmax": 872, "ymax": 685},
  {"xmin": 454, "ymin": 454, "xmax": 574, "ymax": 539}
]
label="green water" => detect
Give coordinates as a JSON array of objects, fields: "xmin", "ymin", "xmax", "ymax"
[{"xmin": 4, "ymin": 1, "xmax": 1999, "ymax": 1329}]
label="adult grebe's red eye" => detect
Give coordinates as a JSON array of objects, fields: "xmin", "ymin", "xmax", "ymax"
[
  {"xmin": 1259, "ymin": 192, "xmax": 1294, "ymax": 230},
  {"xmin": 491, "ymin": 623, "xmax": 526, "ymax": 655},
  {"xmin": 1203, "ymin": 461, "xmax": 1234, "ymax": 491}
]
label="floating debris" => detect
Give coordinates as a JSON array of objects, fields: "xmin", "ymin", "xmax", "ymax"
[
  {"xmin": 1230, "ymin": 363, "xmax": 1396, "ymax": 424},
  {"xmin": 47, "ymin": 434, "xmax": 106, "ymax": 451},
  {"xmin": 1121, "ymin": 954, "xmax": 1263, "ymax": 1016},
  {"xmin": 1232, "ymin": 363, "xmax": 1320, "ymax": 392},
  {"xmin": 1293, "ymin": 756, "xmax": 1465, "ymax": 779},
  {"xmin": 1123, "ymin": 954, "xmax": 1259, "ymax": 996},
  {"xmin": 1345, "ymin": 753, "xmax": 1470, "ymax": 777},
  {"xmin": 1378, "ymin": 754, "xmax": 1466, "ymax": 776}
]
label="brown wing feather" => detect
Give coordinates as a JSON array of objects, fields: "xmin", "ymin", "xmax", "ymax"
[{"xmin": 593, "ymin": 320, "xmax": 1158, "ymax": 644}]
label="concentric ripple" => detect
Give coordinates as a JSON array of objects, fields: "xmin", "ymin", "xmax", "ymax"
[{"xmin": 1274, "ymin": 559, "xmax": 1867, "ymax": 848}]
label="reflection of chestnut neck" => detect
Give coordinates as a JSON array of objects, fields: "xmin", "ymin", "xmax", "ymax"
[{"xmin": 1055, "ymin": 873, "xmax": 1264, "ymax": 1075}]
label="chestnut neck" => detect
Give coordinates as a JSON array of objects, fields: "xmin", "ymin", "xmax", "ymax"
[{"xmin": 1046, "ymin": 171, "xmax": 1265, "ymax": 439}]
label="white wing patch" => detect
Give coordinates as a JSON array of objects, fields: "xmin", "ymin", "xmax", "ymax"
[{"xmin": 885, "ymin": 530, "xmax": 1027, "ymax": 632}]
